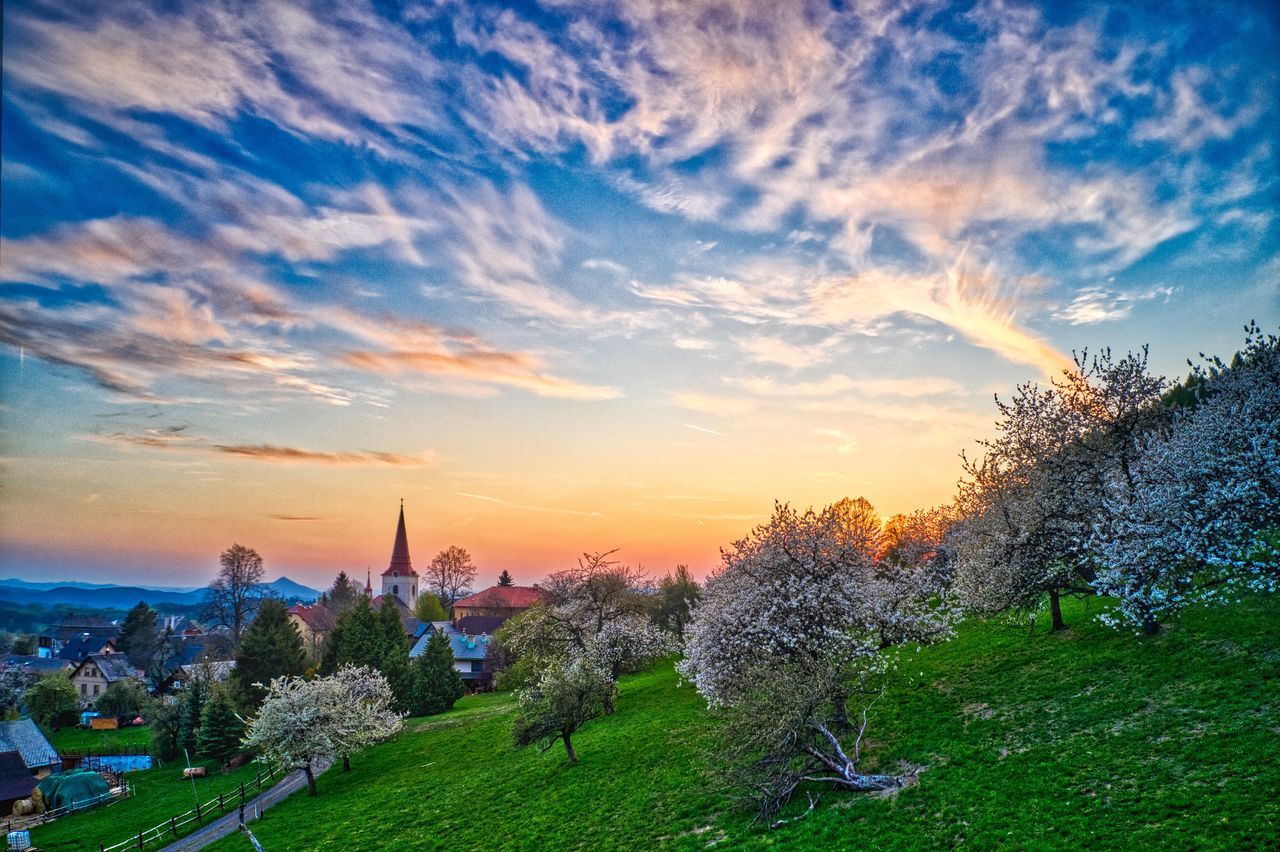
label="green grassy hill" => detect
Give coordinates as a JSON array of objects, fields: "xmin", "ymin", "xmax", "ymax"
[{"xmin": 186, "ymin": 597, "xmax": 1279, "ymax": 849}]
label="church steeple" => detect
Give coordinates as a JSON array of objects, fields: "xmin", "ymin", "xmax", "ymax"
[
  {"xmin": 379, "ymin": 501, "xmax": 419, "ymax": 610},
  {"xmin": 383, "ymin": 499, "xmax": 416, "ymax": 577},
  {"xmin": 364, "ymin": 568, "xmax": 372, "ymax": 597}
]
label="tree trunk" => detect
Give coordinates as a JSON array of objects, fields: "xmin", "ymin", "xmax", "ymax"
[
  {"xmin": 602, "ymin": 692, "xmax": 615, "ymax": 715},
  {"xmin": 561, "ymin": 732, "xmax": 577, "ymax": 763},
  {"xmin": 1049, "ymin": 591, "xmax": 1065, "ymax": 631},
  {"xmin": 342, "ymin": 754, "xmax": 350, "ymax": 772},
  {"xmin": 303, "ymin": 763, "xmax": 317, "ymax": 797},
  {"xmin": 1142, "ymin": 618, "xmax": 1161, "ymax": 637}
]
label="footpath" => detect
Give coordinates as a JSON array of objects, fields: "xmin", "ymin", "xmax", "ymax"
[{"xmin": 159, "ymin": 758, "xmax": 333, "ymax": 852}]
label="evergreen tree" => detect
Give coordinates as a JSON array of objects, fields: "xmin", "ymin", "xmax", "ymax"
[
  {"xmin": 497, "ymin": 570, "xmax": 514, "ymax": 587},
  {"xmin": 320, "ymin": 599, "xmax": 381, "ymax": 674},
  {"xmin": 411, "ymin": 631, "xmax": 465, "ymax": 716},
  {"xmin": 377, "ymin": 599, "xmax": 414, "ymax": 711},
  {"xmin": 233, "ymin": 598, "xmax": 306, "ymax": 708},
  {"xmin": 178, "ymin": 679, "xmax": 207, "ymax": 756},
  {"xmin": 414, "ymin": 592, "xmax": 448, "ymax": 623},
  {"xmin": 118, "ymin": 601, "xmax": 161, "ymax": 671},
  {"xmin": 196, "ymin": 688, "xmax": 243, "ymax": 768},
  {"xmin": 324, "ymin": 571, "xmax": 360, "ymax": 615}
]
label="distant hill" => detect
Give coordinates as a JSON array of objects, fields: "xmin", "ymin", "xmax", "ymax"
[{"xmin": 0, "ymin": 576, "xmax": 320, "ymax": 610}]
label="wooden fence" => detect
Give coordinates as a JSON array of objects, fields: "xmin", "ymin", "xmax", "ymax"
[
  {"xmin": 2, "ymin": 783, "xmax": 131, "ymax": 834},
  {"xmin": 98, "ymin": 764, "xmax": 284, "ymax": 852}
]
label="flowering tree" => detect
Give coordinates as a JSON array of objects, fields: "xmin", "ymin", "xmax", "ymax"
[
  {"xmin": 1092, "ymin": 324, "xmax": 1280, "ymax": 632},
  {"xmin": 952, "ymin": 349, "xmax": 1166, "ymax": 629},
  {"xmin": 512, "ymin": 657, "xmax": 616, "ymax": 764},
  {"xmin": 243, "ymin": 665, "xmax": 402, "ymax": 794},
  {"xmin": 504, "ymin": 551, "xmax": 667, "ymax": 712},
  {"xmin": 679, "ymin": 499, "xmax": 950, "ymax": 817}
]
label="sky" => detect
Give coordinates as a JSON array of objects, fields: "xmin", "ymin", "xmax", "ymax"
[{"xmin": 1, "ymin": 0, "xmax": 1277, "ymax": 590}]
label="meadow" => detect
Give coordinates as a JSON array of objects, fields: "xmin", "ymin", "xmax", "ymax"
[{"xmin": 190, "ymin": 595, "xmax": 1279, "ymax": 851}]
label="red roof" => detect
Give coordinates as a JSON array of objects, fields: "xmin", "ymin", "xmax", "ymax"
[
  {"xmin": 288, "ymin": 603, "xmax": 336, "ymax": 633},
  {"xmin": 381, "ymin": 504, "xmax": 417, "ymax": 577},
  {"xmin": 453, "ymin": 585, "xmax": 546, "ymax": 610}
]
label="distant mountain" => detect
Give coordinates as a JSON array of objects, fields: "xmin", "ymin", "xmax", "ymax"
[
  {"xmin": 263, "ymin": 577, "xmax": 321, "ymax": 602},
  {"xmin": 0, "ymin": 584, "xmax": 204, "ymax": 609},
  {"xmin": 0, "ymin": 578, "xmax": 200, "ymax": 592},
  {"xmin": 0, "ymin": 576, "xmax": 319, "ymax": 610}
]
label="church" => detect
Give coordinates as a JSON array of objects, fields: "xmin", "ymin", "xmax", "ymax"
[{"xmin": 363, "ymin": 502, "xmax": 421, "ymax": 635}]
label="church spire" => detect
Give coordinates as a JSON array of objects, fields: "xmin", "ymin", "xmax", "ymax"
[
  {"xmin": 365, "ymin": 567, "xmax": 372, "ymax": 597},
  {"xmin": 383, "ymin": 500, "xmax": 416, "ymax": 577}
]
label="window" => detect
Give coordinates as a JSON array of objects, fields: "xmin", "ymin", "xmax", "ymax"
[
  {"xmin": 470, "ymin": 661, "xmax": 484, "ymax": 673},
  {"xmin": 393, "ymin": 585, "xmax": 399, "ymax": 595},
  {"xmin": 93, "ymin": 684, "xmax": 100, "ymax": 696},
  {"xmin": 80, "ymin": 683, "xmax": 87, "ymax": 696}
]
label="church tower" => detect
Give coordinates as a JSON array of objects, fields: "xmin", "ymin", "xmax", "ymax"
[{"xmin": 381, "ymin": 501, "xmax": 419, "ymax": 609}]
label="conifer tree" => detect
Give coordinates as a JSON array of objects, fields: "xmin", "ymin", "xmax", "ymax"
[
  {"xmin": 497, "ymin": 570, "xmax": 514, "ymax": 587},
  {"xmin": 232, "ymin": 598, "xmax": 306, "ymax": 708},
  {"xmin": 119, "ymin": 601, "xmax": 161, "ymax": 671},
  {"xmin": 178, "ymin": 678, "xmax": 207, "ymax": 756},
  {"xmin": 320, "ymin": 599, "xmax": 381, "ymax": 674},
  {"xmin": 197, "ymin": 689, "xmax": 244, "ymax": 768},
  {"xmin": 411, "ymin": 631, "xmax": 465, "ymax": 716},
  {"xmin": 377, "ymin": 599, "xmax": 414, "ymax": 711}
]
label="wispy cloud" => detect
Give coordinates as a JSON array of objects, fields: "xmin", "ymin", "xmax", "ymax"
[
  {"xmin": 213, "ymin": 444, "xmax": 430, "ymax": 466},
  {"xmin": 1052, "ymin": 284, "xmax": 1176, "ymax": 325},
  {"xmin": 88, "ymin": 427, "xmax": 433, "ymax": 466},
  {"xmin": 457, "ymin": 492, "xmax": 604, "ymax": 518}
]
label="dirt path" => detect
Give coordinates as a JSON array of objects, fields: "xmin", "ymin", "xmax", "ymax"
[{"xmin": 159, "ymin": 758, "xmax": 333, "ymax": 852}]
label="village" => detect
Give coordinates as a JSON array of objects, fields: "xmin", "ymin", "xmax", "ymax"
[{"xmin": 0, "ymin": 504, "xmax": 592, "ymax": 849}]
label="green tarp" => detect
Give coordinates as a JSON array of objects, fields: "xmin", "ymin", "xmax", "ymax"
[{"xmin": 36, "ymin": 769, "xmax": 110, "ymax": 810}]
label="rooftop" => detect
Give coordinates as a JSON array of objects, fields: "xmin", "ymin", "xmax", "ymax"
[
  {"xmin": 0, "ymin": 720, "xmax": 58, "ymax": 770},
  {"xmin": 453, "ymin": 585, "xmax": 546, "ymax": 611}
]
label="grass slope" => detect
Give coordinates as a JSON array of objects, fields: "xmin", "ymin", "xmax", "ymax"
[
  {"xmin": 201, "ymin": 595, "xmax": 1278, "ymax": 851},
  {"xmin": 28, "ymin": 758, "xmax": 281, "ymax": 850},
  {"xmin": 45, "ymin": 724, "xmax": 153, "ymax": 754}
]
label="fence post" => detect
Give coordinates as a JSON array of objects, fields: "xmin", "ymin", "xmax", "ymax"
[
  {"xmin": 218, "ymin": 792, "xmax": 225, "ymax": 813},
  {"xmin": 240, "ymin": 782, "xmax": 246, "ymax": 803},
  {"xmin": 171, "ymin": 816, "xmax": 177, "ymax": 838},
  {"xmin": 195, "ymin": 800, "xmax": 202, "ymax": 823},
  {"xmin": 136, "ymin": 829, "xmax": 143, "ymax": 849}
]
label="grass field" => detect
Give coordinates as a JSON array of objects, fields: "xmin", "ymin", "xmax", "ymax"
[
  {"xmin": 27, "ymin": 757, "xmax": 281, "ymax": 850},
  {"xmin": 45, "ymin": 723, "xmax": 154, "ymax": 754},
  {"xmin": 197, "ymin": 594, "xmax": 1278, "ymax": 851}
]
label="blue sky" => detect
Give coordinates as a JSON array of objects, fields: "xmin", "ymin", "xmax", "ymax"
[{"xmin": 1, "ymin": 0, "xmax": 1277, "ymax": 586}]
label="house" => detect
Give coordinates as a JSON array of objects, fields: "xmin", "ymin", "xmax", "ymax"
[
  {"xmin": 0, "ymin": 720, "xmax": 59, "ymax": 779},
  {"xmin": 410, "ymin": 623, "xmax": 491, "ymax": 688},
  {"xmin": 287, "ymin": 603, "xmax": 336, "ymax": 660},
  {"xmin": 55, "ymin": 634, "xmax": 119, "ymax": 664},
  {"xmin": 0, "ymin": 751, "xmax": 37, "ymax": 815},
  {"xmin": 160, "ymin": 660, "xmax": 236, "ymax": 694},
  {"xmin": 454, "ymin": 615, "xmax": 506, "ymax": 637},
  {"xmin": 451, "ymin": 585, "xmax": 547, "ymax": 623},
  {"xmin": 1, "ymin": 654, "xmax": 72, "ymax": 678},
  {"xmin": 37, "ymin": 615, "xmax": 117, "ymax": 659},
  {"xmin": 68, "ymin": 654, "xmax": 144, "ymax": 706}
]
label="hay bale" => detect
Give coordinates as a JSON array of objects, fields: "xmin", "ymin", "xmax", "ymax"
[
  {"xmin": 30, "ymin": 789, "xmax": 44, "ymax": 812},
  {"xmin": 182, "ymin": 766, "xmax": 207, "ymax": 778},
  {"xmin": 11, "ymin": 798, "xmax": 34, "ymax": 816}
]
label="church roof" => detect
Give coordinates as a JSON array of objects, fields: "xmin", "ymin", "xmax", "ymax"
[{"xmin": 381, "ymin": 504, "xmax": 417, "ymax": 577}]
